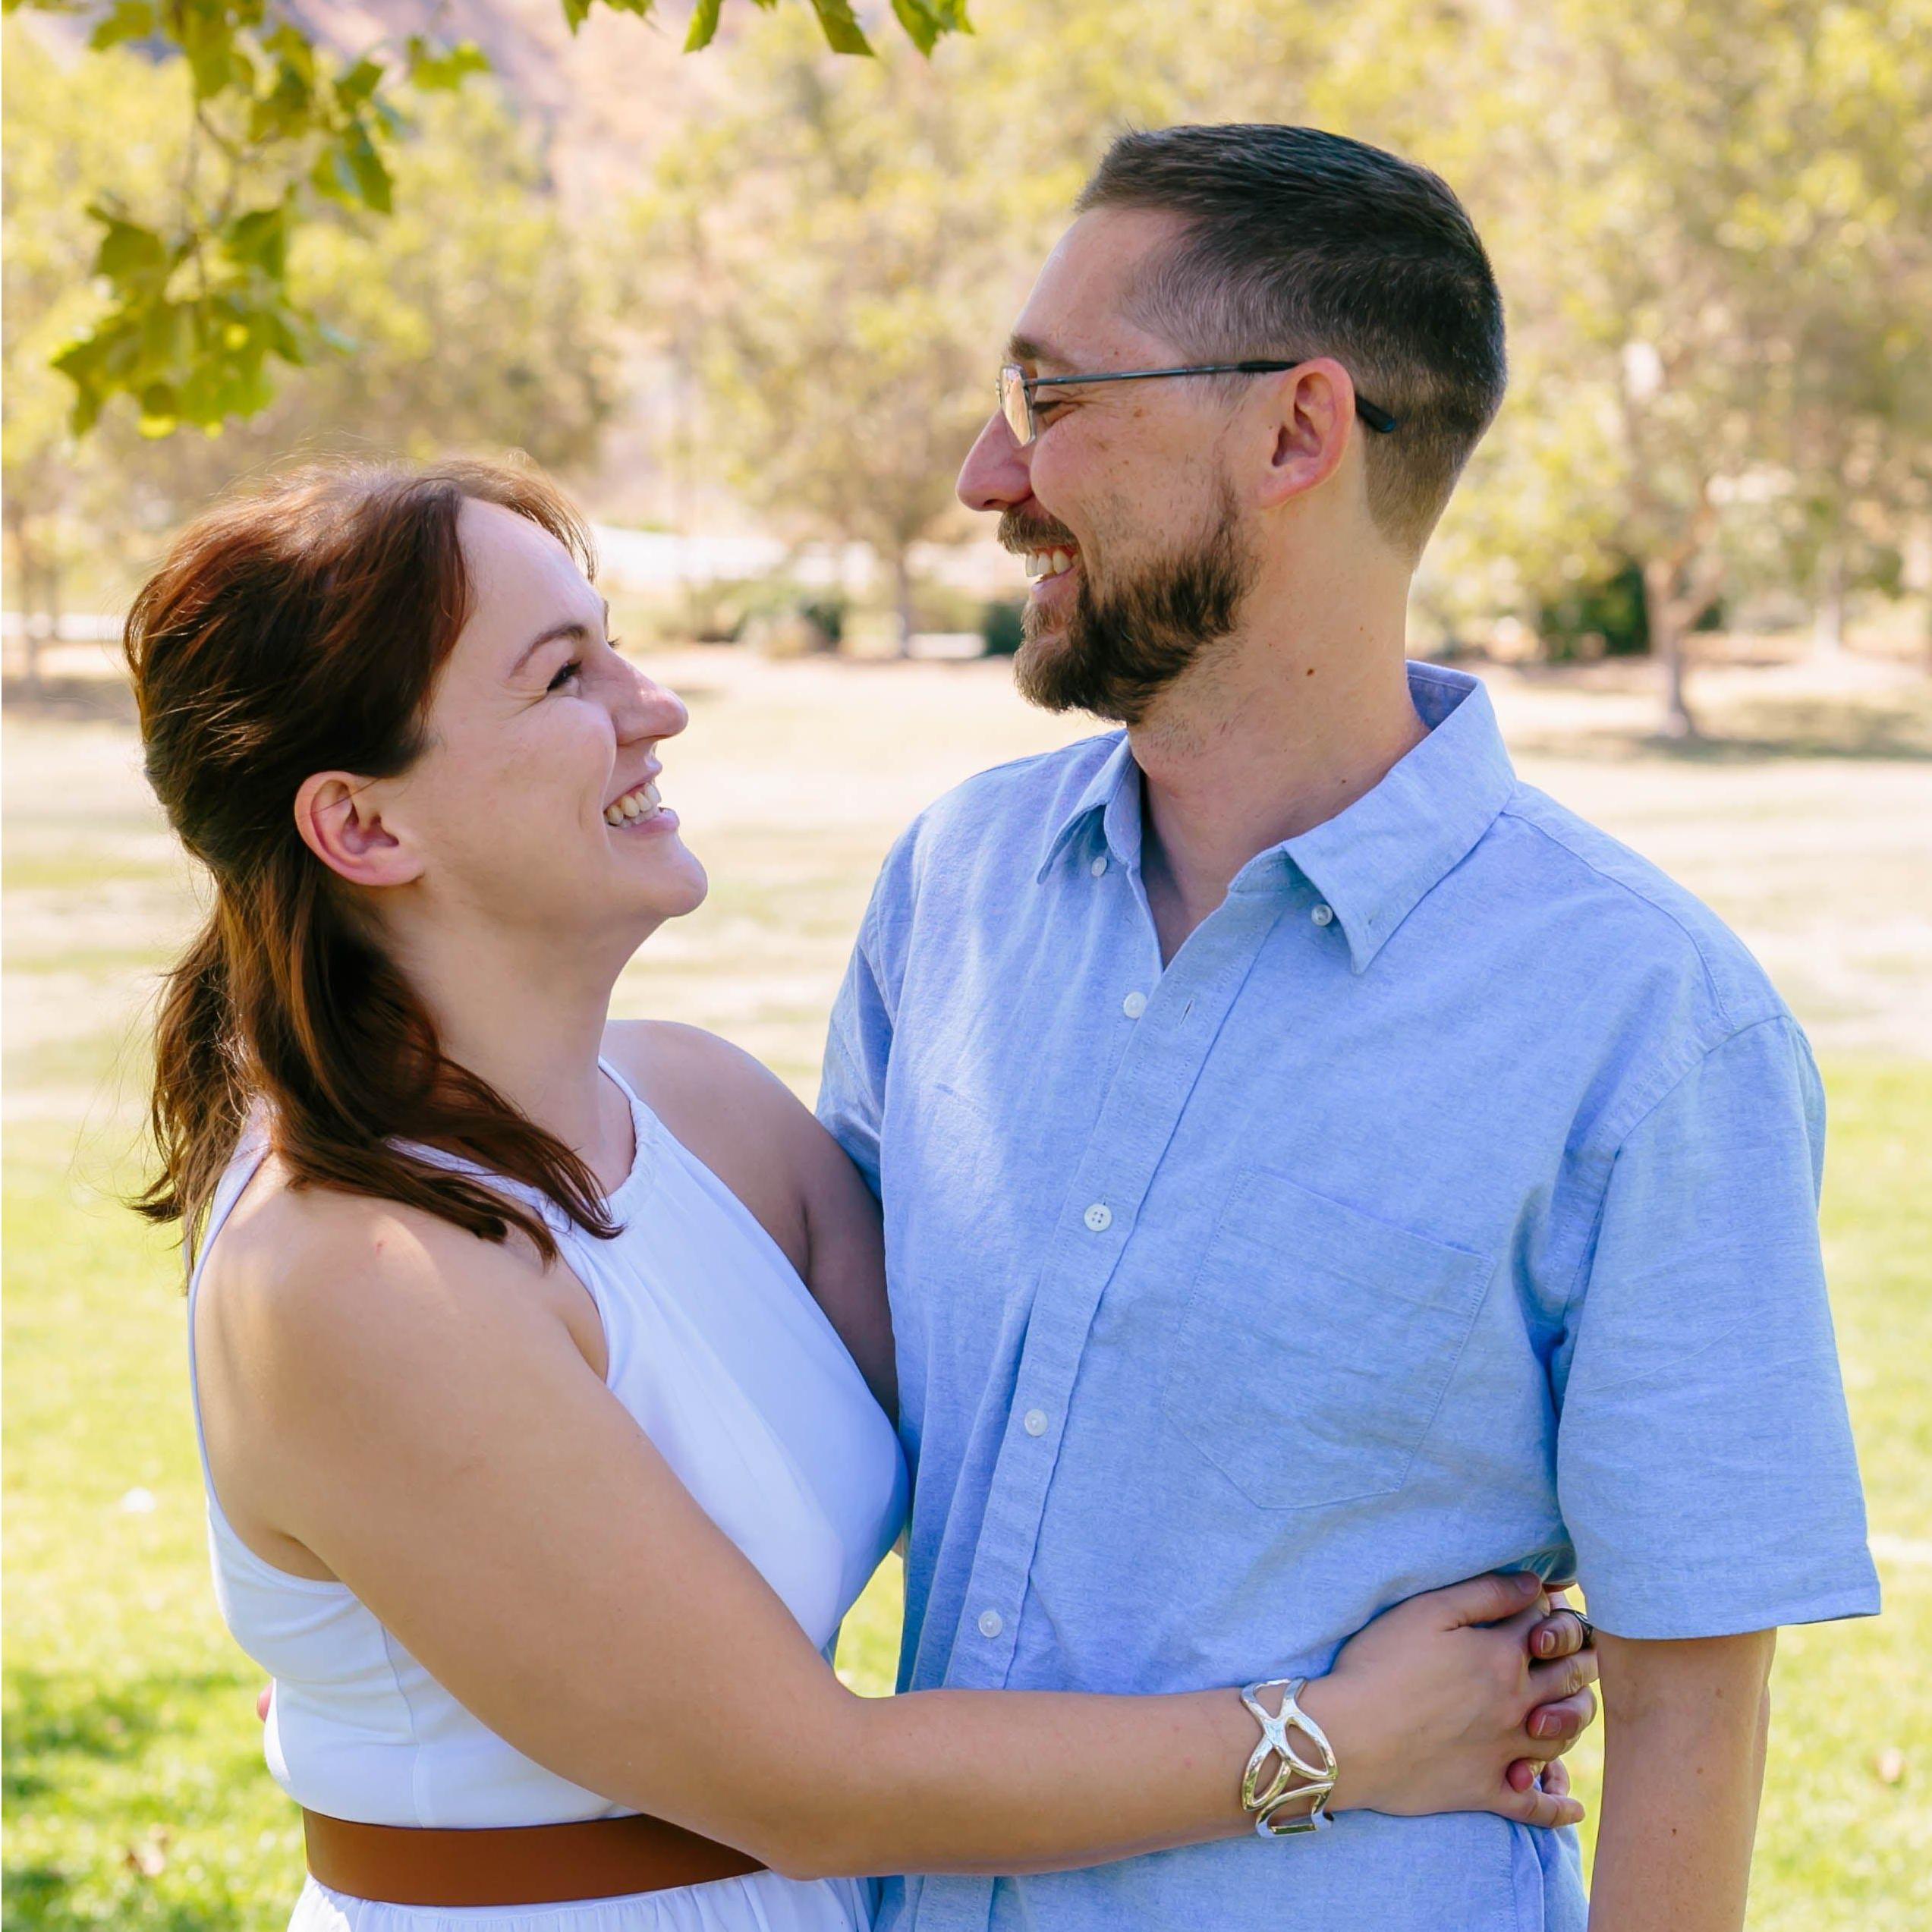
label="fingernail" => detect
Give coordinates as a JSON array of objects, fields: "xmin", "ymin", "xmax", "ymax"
[
  {"xmin": 1515, "ymin": 1572, "xmax": 1540, "ymax": 1595},
  {"xmin": 1537, "ymin": 1631, "xmax": 1554, "ymax": 1655}
]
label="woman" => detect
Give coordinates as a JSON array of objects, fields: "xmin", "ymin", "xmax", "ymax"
[{"xmin": 132, "ymin": 456, "xmax": 1597, "ymax": 1932}]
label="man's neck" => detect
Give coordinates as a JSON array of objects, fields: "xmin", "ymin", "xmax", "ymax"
[{"xmin": 1132, "ymin": 633, "xmax": 1424, "ymax": 964}]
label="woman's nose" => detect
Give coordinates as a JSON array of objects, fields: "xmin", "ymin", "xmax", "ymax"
[{"xmin": 618, "ymin": 670, "xmax": 688, "ymax": 744}]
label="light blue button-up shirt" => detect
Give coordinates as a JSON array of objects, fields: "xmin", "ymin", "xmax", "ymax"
[{"xmin": 818, "ymin": 663, "xmax": 1878, "ymax": 1932}]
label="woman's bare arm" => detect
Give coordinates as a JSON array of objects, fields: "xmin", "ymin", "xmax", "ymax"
[{"xmin": 201, "ymin": 1185, "xmax": 1589, "ymax": 1882}]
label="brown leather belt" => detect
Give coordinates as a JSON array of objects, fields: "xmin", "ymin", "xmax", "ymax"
[{"xmin": 303, "ymin": 1807, "xmax": 766, "ymax": 1907}]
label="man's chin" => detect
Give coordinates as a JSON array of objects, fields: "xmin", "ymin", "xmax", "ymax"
[{"xmin": 1012, "ymin": 625, "xmax": 1084, "ymax": 716}]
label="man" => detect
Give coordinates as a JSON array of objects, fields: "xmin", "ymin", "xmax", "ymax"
[{"xmin": 817, "ymin": 125, "xmax": 1879, "ymax": 1930}]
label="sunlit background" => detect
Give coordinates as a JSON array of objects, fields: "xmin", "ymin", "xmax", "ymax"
[{"xmin": 5, "ymin": 1, "xmax": 1929, "ymax": 1924}]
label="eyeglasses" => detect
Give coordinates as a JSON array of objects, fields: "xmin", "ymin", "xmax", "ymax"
[{"xmin": 997, "ymin": 360, "xmax": 1399, "ymax": 447}]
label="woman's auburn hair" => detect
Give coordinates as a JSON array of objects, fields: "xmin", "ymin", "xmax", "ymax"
[{"xmin": 127, "ymin": 453, "xmax": 621, "ymax": 1267}]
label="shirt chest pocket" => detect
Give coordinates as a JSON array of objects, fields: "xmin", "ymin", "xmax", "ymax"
[{"xmin": 1160, "ymin": 1169, "xmax": 1496, "ymax": 1512}]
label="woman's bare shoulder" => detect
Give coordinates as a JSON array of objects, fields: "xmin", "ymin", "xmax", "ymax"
[
  {"xmin": 601, "ymin": 1021, "xmax": 834, "ymax": 1269},
  {"xmin": 200, "ymin": 1156, "xmax": 581, "ymax": 1386}
]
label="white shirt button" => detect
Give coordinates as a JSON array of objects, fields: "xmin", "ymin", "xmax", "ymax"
[
  {"xmin": 1311, "ymin": 903, "xmax": 1335, "ymax": 927},
  {"xmin": 1023, "ymin": 1408, "xmax": 1049, "ymax": 1436},
  {"xmin": 1083, "ymin": 1202, "xmax": 1113, "ymax": 1232},
  {"xmin": 978, "ymin": 1609, "xmax": 1003, "ymax": 1638},
  {"xmin": 1122, "ymin": 991, "xmax": 1147, "ymax": 1019},
  {"xmin": 1090, "ymin": 854, "xmax": 1109, "ymax": 877}
]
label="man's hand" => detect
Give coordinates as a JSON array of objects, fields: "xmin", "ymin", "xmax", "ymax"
[{"xmin": 1587, "ymin": 1628, "xmax": 1777, "ymax": 1932}]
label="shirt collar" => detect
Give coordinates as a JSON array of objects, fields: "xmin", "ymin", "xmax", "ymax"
[
  {"xmin": 1034, "ymin": 730, "xmax": 1141, "ymax": 883},
  {"xmin": 1034, "ymin": 663, "xmax": 1517, "ymax": 975}
]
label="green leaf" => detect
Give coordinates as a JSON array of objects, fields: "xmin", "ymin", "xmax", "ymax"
[
  {"xmin": 88, "ymin": 1, "xmax": 156, "ymax": 51},
  {"xmin": 889, "ymin": 0, "xmax": 939, "ymax": 53},
  {"xmin": 91, "ymin": 216, "xmax": 170, "ymax": 293},
  {"xmin": 139, "ymin": 299, "xmax": 193, "ymax": 376},
  {"xmin": 406, "ymin": 36, "xmax": 492, "ymax": 90},
  {"xmin": 222, "ymin": 204, "xmax": 288, "ymax": 276},
  {"xmin": 807, "ymin": 0, "xmax": 873, "ymax": 55},
  {"xmin": 344, "ymin": 124, "xmax": 393, "ymax": 213},
  {"xmin": 310, "ymin": 134, "xmax": 387, "ymax": 211},
  {"xmin": 137, "ymin": 380, "xmax": 179, "ymax": 439},
  {"xmin": 175, "ymin": 1, "xmax": 235, "ymax": 99},
  {"xmin": 261, "ymin": 20, "xmax": 316, "ymax": 82},
  {"xmin": 560, "ymin": 0, "xmax": 591, "ymax": 33},
  {"xmin": 335, "ymin": 55, "xmax": 385, "ymax": 108},
  {"xmin": 684, "ymin": 0, "xmax": 722, "ymax": 52}
]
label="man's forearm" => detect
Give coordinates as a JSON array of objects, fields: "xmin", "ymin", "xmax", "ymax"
[{"xmin": 1588, "ymin": 1629, "xmax": 1776, "ymax": 1932}]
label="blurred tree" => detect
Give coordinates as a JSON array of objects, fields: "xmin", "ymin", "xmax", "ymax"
[
  {"xmin": 2, "ymin": 0, "xmax": 970, "ymax": 440},
  {"xmin": 636, "ymin": 20, "xmax": 1008, "ymax": 653},
  {"xmin": 3, "ymin": 20, "xmax": 620, "ymax": 648},
  {"xmin": 1455, "ymin": 0, "xmax": 1932, "ymax": 733},
  {"xmin": 3, "ymin": 20, "xmax": 191, "ymax": 678},
  {"xmin": 631, "ymin": 0, "xmax": 1359, "ymax": 650}
]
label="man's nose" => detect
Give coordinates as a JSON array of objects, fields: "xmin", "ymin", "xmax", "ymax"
[{"xmin": 957, "ymin": 412, "xmax": 1033, "ymax": 514}]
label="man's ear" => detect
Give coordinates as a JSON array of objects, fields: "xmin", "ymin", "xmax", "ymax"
[
  {"xmin": 294, "ymin": 772, "xmax": 423, "ymax": 889},
  {"xmin": 1256, "ymin": 359, "xmax": 1354, "ymax": 510}
]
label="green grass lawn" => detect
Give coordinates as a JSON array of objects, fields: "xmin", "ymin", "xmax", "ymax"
[{"xmin": 5, "ymin": 661, "xmax": 1929, "ymax": 1926}]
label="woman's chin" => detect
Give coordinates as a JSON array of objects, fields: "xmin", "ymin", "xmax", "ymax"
[{"xmin": 643, "ymin": 849, "xmax": 710, "ymax": 920}]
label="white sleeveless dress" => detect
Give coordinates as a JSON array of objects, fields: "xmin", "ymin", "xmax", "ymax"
[{"xmin": 186, "ymin": 1058, "xmax": 909, "ymax": 1932}]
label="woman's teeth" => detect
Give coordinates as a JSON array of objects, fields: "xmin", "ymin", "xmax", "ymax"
[
  {"xmin": 1025, "ymin": 549, "xmax": 1078, "ymax": 582},
  {"xmin": 603, "ymin": 780, "xmax": 663, "ymax": 827}
]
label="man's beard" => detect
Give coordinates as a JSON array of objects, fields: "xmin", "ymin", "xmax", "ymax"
[{"xmin": 1005, "ymin": 484, "xmax": 1256, "ymax": 725}]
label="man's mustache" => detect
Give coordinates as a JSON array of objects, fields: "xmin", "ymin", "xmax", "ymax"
[{"xmin": 998, "ymin": 510, "xmax": 1078, "ymax": 555}]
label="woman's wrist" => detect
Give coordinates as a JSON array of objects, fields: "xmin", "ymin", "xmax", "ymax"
[{"xmin": 1292, "ymin": 1672, "xmax": 1375, "ymax": 1815}]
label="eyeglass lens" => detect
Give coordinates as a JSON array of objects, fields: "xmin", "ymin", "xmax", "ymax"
[{"xmin": 999, "ymin": 367, "xmax": 1032, "ymax": 445}]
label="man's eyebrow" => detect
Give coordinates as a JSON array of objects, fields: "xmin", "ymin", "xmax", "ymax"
[
  {"xmin": 511, "ymin": 597, "xmax": 610, "ymax": 676},
  {"xmin": 1005, "ymin": 332, "xmax": 1074, "ymax": 373}
]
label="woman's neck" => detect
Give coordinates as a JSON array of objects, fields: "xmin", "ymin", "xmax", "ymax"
[{"xmin": 385, "ymin": 911, "xmax": 638, "ymax": 1177}]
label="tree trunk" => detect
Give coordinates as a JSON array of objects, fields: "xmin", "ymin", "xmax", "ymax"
[
  {"xmin": 1811, "ymin": 536, "xmax": 1845, "ymax": 656},
  {"xmin": 1641, "ymin": 556, "xmax": 1698, "ymax": 739},
  {"xmin": 892, "ymin": 547, "xmax": 916, "ymax": 660}
]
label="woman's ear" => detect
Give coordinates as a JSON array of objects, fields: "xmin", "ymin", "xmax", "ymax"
[{"xmin": 294, "ymin": 773, "xmax": 424, "ymax": 889}]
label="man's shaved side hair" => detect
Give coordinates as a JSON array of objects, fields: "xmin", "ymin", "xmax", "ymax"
[{"xmin": 1077, "ymin": 124, "xmax": 1508, "ymax": 562}]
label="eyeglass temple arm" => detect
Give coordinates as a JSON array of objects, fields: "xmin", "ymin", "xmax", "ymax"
[{"xmin": 1020, "ymin": 362, "xmax": 1398, "ymax": 433}]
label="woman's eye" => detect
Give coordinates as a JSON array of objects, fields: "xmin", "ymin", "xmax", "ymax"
[{"xmin": 547, "ymin": 659, "xmax": 583, "ymax": 693}]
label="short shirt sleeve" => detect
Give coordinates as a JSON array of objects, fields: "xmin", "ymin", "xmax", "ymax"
[
  {"xmin": 817, "ymin": 841, "xmax": 914, "ymax": 1202},
  {"xmin": 1554, "ymin": 1013, "xmax": 1880, "ymax": 1638}
]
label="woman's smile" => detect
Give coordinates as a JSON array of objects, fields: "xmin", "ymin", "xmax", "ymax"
[{"xmin": 603, "ymin": 776, "xmax": 678, "ymax": 834}]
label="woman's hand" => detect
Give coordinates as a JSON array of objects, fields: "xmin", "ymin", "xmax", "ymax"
[{"xmin": 1301, "ymin": 1571, "xmax": 1598, "ymax": 1830}]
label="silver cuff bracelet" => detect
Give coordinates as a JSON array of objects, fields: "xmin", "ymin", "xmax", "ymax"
[{"xmin": 1239, "ymin": 1678, "xmax": 1339, "ymax": 1837}]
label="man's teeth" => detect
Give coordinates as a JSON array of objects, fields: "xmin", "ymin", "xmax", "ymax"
[
  {"xmin": 603, "ymin": 780, "xmax": 663, "ymax": 827},
  {"xmin": 1025, "ymin": 549, "xmax": 1078, "ymax": 582}
]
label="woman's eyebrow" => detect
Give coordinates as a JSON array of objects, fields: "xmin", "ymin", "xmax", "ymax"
[{"xmin": 511, "ymin": 599, "xmax": 610, "ymax": 676}]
